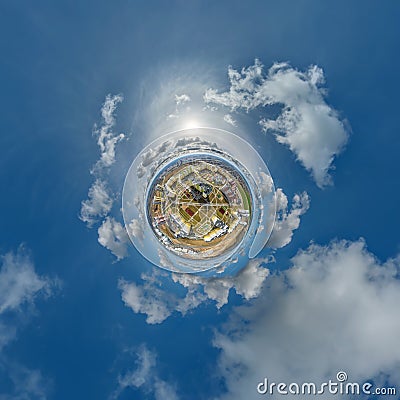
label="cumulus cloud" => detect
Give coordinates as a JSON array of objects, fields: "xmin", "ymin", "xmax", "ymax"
[
  {"xmin": 111, "ymin": 345, "xmax": 179, "ymax": 400},
  {"xmin": 119, "ymin": 268, "xmax": 207, "ymax": 324},
  {"xmin": 173, "ymin": 257, "xmax": 271, "ymax": 309},
  {"xmin": 223, "ymin": 114, "xmax": 237, "ymax": 126},
  {"xmin": 98, "ymin": 217, "xmax": 129, "ymax": 260},
  {"xmin": 205, "ymin": 60, "xmax": 349, "ymax": 187},
  {"xmin": 268, "ymin": 189, "xmax": 310, "ymax": 249},
  {"xmin": 214, "ymin": 239, "xmax": 400, "ymax": 399},
  {"xmin": 119, "ymin": 274, "xmax": 176, "ymax": 325},
  {"xmin": 119, "ymin": 258, "xmax": 272, "ymax": 324},
  {"xmin": 79, "ymin": 179, "xmax": 113, "ymax": 227}
]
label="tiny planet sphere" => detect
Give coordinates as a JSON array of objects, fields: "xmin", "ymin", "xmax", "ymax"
[
  {"xmin": 122, "ymin": 128, "xmax": 276, "ymax": 275},
  {"xmin": 147, "ymin": 154, "xmax": 252, "ymax": 260}
]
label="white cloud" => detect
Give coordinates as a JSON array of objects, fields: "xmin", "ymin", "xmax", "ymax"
[
  {"xmin": 79, "ymin": 179, "xmax": 113, "ymax": 227},
  {"xmin": 173, "ymin": 273, "xmax": 232, "ymax": 310},
  {"xmin": 174, "ymin": 136, "xmax": 218, "ymax": 149},
  {"xmin": 137, "ymin": 140, "xmax": 172, "ymax": 178},
  {"xmin": 175, "ymin": 94, "xmax": 191, "ymax": 106},
  {"xmin": 167, "ymin": 94, "xmax": 191, "ymax": 119},
  {"xmin": 205, "ymin": 60, "xmax": 349, "ymax": 187},
  {"xmin": 119, "ymin": 275, "xmax": 174, "ymax": 324},
  {"xmin": 142, "ymin": 140, "xmax": 172, "ymax": 168},
  {"xmin": 268, "ymin": 189, "xmax": 310, "ymax": 249},
  {"xmin": 92, "ymin": 93, "xmax": 125, "ymax": 172},
  {"xmin": 157, "ymin": 249, "xmax": 176, "ymax": 271},
  {"xmin": 214, "ymin": 239, "xmax": 400, "ymax": 399},
  {"xmin": 98, "ymin": 217, "xmax": 129, "ymax": 260},
  {"xmin": 0, "ymin": 248, "xmax": 57, "ymax": 315},
  {"xmin": 136, "ymin": 137, "xmax": 219, "ymax": 179},
  {"xmin": 154, "ymin": 378, "xmax": 179, "ymax": 400},
  {"xmin": 80, "ymin": 94, "xmax": 124, "ymax": 234},
  {"xmin": 117, "ymin": 345, "xmax": 155, "ymax": 389},
  {"xmin": 127, "ymin": 219, "xmax": 144, "ymax": 242},
  {"xmin": 112, "ymin": 345, "xmax": 179, "ymax": 400},
  {"xmin": 257, "ymin": 171, "xmax": 274, "ymax": 198},
  {"xmin": 223, "ymin": 114, "xmax": 237, "ymax": 126},
  {"xmin": 232, "ymin": 259, "xmax": 271, "ymax": 299},
  {"xmin": 0, "ymin": 247, "xmax": 58, "ymax": 399},
  {"xmin": 119, "ymin": 258, "xmax": 272, "ymax": 324},
  {"xmin": 0, "ymin": 363, "xmax": 51, "ymax": 400},
  {"xmin": 118, "ymin": 267, "xmax": 207, "ymax": 324},
  {"xmin": 173, "ymin": 257, "xmax": 270, "ymax": 309}
]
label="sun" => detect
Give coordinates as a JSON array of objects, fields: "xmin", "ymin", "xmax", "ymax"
[{"xmin": 183, "ymin": 119, "xmax": 201, "ymax": 129}]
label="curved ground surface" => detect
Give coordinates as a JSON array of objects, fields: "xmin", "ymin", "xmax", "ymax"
[{"xmin": 147, "ymin": 155, "xmax": 252, "ymax": 259}]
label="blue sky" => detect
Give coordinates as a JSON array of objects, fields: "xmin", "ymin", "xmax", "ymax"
[{"xmin": 1, "ymin": 1, "xmax": 400, "ymax": 399}]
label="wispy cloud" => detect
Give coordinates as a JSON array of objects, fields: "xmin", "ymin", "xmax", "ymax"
[
  {"xmin": 0, "ymin": 247, "xmax": 58, "ymax": 316},
  {"xmin": 80, "ymin": 94, "xmax": 125, "ymax": 229},
  {"xmin": 79, "ymin": 94, "xmax": 128, "ymax": 260},
  {"xmin": 205, "ymin": 60, "xmax": 349, "ymax": 187},
  {"xmin": 92, "ymin": 93, "xmax": 125, "ymax": 173},
  {"xmin": 215, "ymin": 239, "xmax": 400, "ymax": 399},
  {"xmin": 223, "ymin": 114, "xmax": 237, "ymax": 127},
  {"xmin": 167, "ymin": 93, "xmax": 191, "ymax": 119},
  {"xmin": 0, "ymin": 246, "xmax": 59, "ymax": 399},
  {"xmin": 0, "ymin": 363, "xmax": 52, "ymax": 400},
  {"xmin": 111, "ymin": 345, "xmax": 179, "ymax": 400},
  {"xmin": 268, "ymin": 189, "xmax": 310, "ymax": 249}
]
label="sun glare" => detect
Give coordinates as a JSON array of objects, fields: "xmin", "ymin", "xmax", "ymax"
[{"xmin": 183, "ymin": 119, "xmax": 201, "ymax": 129}]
